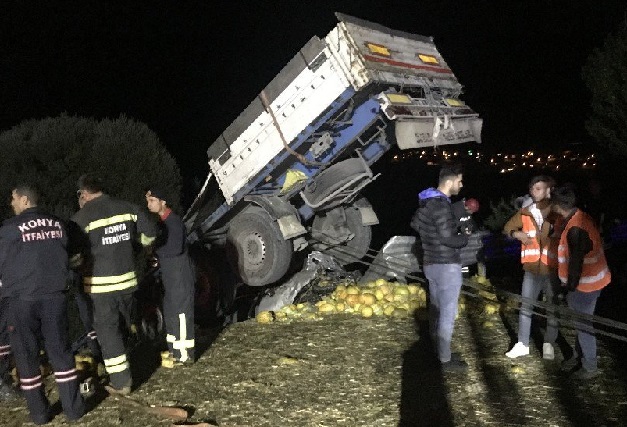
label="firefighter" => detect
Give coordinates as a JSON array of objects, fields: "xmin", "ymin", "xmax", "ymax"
[
  {"xmin": 70, "ymin": 191, "xmax": 102, "ymax": 361},
  {"xmin": 145, "ymin": 188, "xmax": 195, "ymax": 366},
  {"xmin": 70, "ymin": 174, "xmax": 156, "ymax": 394},
  {"xmin": 0, "ymin": 184, "xmax": 84, "ymax": 424}
]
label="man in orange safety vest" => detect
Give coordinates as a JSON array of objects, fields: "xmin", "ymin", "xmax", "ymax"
[
  {"xmin": 503, "ymin": 175, "xmax": 559, "ymax": 360},
  {"xmin": 552, "ymin": 185, "xmax": 610, "ymax": 380}
]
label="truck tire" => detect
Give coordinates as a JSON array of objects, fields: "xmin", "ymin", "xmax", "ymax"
[
  {"xmin": 227, "ymin": 207, "xmax": 293, "ymax": 287},
  {"xmin": 312, "ymin": 199, "xmax": 372, "ymax": 265}
]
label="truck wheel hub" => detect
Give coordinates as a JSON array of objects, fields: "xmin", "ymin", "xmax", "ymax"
[{"xmin": 243, "ymin": 232, "xmax": 266, "ymax": 265}]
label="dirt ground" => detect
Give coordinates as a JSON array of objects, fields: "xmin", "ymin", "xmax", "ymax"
[{"xmin": 1, "ymin": 295, "xmax": 627, "ymax": 427}]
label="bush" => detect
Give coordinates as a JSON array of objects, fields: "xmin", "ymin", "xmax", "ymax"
[
  {"xmin": 0, "ymin": 114, "xmax": 181, "ymax": 220},
  {"xmin": 483, "ymin": 195, "xmax": 518, "ymax": 232}
]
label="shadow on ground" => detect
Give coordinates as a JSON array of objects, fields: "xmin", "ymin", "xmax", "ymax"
[{"xmin": 398, "ymin": 318, "xmax": 455, "ymax": 427}]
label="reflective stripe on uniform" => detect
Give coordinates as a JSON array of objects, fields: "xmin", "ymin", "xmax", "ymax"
[
  {"xmin": 140, "ymin": 233, "xmax": 156, "ymax": 246},
  {"xmin": 173, "ymin": 339, "xmax": 195, "ymax": 351},
  {"xmin": 84, "ymin": 214, "xmax": 137, "ymax": 233},
  {"xmin": 104, "ymin": 354, "xmax": 129, "ymax": 374},
  {"xmin": 55, "ymin": 368, "xmax": 78, "ymax": 383},
  {"xmin": 84, "ymin": 271, "xmax": 136, "ymax": 285},
  {"xmin": 521, "ymin": 249, "xmax": 541, "ymax": 257},
  {"xmin": 20, "ymin": 374, "xmax": 43, "ymax": 391},
  {"xmin": 0, "ymin": 344, "xmax": 10, "ymax": 356},
  {"xmin": 85, "ymin": 279, "xmax": 137, "ymax": 293},
  {"xmin": 579, "ymin": 266, "xmax": 610, "ymax": 284},
  {"xmin": 83, "ymin": 271, "xmax": 137, "ymax": 294},
  {"xmin": 175, "ymin": 313, "xmax": 193, "ymax": 362},
  {"xmin": 558, "ymin": 255, "xmax": 599, "ymax": 265}
]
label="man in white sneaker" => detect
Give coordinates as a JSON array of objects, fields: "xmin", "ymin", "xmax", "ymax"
[{"xmin": 503, "ymin": 176, "xmax": 559, "ymax": 360}]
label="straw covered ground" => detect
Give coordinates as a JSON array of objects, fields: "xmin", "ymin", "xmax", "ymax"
[{"xmin": 1, "ymin": 283, "xmax": 627, "ymax": 427}]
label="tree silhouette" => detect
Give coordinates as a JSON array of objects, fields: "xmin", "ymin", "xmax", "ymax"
[
  {"xmin": 0, "ymin": 114, "xmax": 181, "ymax": 220},
  {"xmin": 583, "ymin": 21, "xmax": 627, "ymax": 156}
]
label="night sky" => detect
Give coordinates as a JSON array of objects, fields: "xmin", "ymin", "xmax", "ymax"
[{"xmin": 2, "ymin": 1, "xmax": 626, "ymax": 185}]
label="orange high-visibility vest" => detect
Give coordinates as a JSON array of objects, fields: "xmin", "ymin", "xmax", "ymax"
[
  {"xmin": 558, "ymin": 210, "xmax": 611, "ymax": 292},
  {"xmin": 520, "ymin": 214, "xmax": 548, "ymax": 264},
  {"xmin": 545, "ymin": 216, "xmax": 564, "ymax": 270}
]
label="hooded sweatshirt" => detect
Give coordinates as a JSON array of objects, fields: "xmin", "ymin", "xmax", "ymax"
[{"xmin": 411, "ymin": 187, "xmax": 468, "ymax": 264}]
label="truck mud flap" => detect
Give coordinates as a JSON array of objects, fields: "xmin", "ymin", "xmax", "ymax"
[
  {"xmin": 395, "ymin": 116, "xmax": 483, "ymax": 149},
  {"xmin": 300, "ymin": 156, "xmax": 377, "ymax": 211}
]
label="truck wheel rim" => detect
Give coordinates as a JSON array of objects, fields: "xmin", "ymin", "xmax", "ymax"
[{"xmin": 243, "ymin": 232, "xmax": 266, "ymax": 266}]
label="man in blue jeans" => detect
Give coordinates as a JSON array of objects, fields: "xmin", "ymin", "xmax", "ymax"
[
  {"xmin": 503, "ymin": 175, "xmax": 559, "ymax": 360},
  {"xmin": 551, "ymin": 185, "xmax": 611, "ymax": 379},
  {"xmin": 411, "ymin": 164, "xmax": 469, "ymax": 371}
]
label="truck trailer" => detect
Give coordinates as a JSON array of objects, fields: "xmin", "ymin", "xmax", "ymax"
[{"xmin": 184, "ymin": 13, "xmax": 483, "ymax": 287}]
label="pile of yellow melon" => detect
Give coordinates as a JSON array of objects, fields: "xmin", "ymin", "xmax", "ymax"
[{"xmin": 256, "ymin": 278, "xmax": 430, "ymax": 324}]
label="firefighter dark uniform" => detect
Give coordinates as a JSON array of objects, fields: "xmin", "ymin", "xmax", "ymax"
[
  {"xmin": 156, "ymin": 208, "xmax": 195, "ymax": 363},
  {"xmin": 0, "ymin": 290, "xmax": 17, "ymax": 400},
  {"xmin": 0, "ymin": 207, "xmax": 84, "ymax": 424},
  {"xmin": 70, "ymin": 270, "xmax": 101, "ymax": 359},
  {"xmin": 70, "ymin": 195, "xmax": 155, "ymax": 391}
]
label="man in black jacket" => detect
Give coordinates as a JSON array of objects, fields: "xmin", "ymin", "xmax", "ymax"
[
  {"xmin": 71, "ymin": 174, "xmax": 156, "ymax": 394},
  {"xmin": 0, "ymin": 184, "xmax": 84, "ymax": 424},
  {"xmin": 411, "ymin": 164, "xmax": 469, "ymax": 371},
  {"xmin": 145, "ymin": 188, "xmax": 195, "ymax": 366}
]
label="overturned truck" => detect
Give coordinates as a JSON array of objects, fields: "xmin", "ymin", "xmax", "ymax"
[{"xmin": 184, "ymin": 13, "xmax": 482, "ymax": 287}]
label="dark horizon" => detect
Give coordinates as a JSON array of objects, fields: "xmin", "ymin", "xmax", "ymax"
[{"xmin": 1, "ymin": 1, "xmax": 626, "ymax": 183}]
